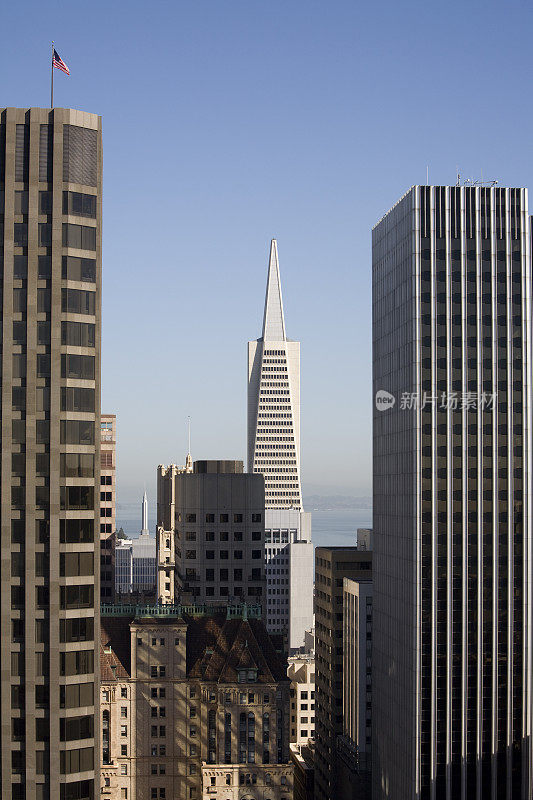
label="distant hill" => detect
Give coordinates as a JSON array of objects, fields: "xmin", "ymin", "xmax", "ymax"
[{"xmin": 303, "ymin": 495, "xmax": 372, "ymax": 511}]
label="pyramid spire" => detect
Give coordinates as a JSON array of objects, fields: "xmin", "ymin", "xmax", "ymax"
[
  {"xmin": 262, "ymin": 239, "xmax": 286, "ymax": 341},
  {"xmin": 141, "ymin": 490, "xmax": 149, "ymax": 534}
]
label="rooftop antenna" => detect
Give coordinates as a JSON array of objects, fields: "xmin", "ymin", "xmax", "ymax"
[
  {"xmin": 426, "ymin": 165, "xmax": 429, "ymax": 185},
  {"xmin": 186, "ymin": 416, "xmax": 192, "ymax": 472}
]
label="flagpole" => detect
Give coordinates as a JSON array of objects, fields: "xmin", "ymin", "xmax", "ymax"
[{"xmin": 50, "ymin": 41, "xmax": 54, "ymax": 108}]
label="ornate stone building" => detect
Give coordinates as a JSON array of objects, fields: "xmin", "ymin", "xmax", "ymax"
[{"xmin": 100, "ymin": 606, "xmax": 293, "ymax": 800}]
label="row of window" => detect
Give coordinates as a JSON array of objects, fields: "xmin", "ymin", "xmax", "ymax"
[
  {"xmin": 256, "ymin": 445, "xmax": 296, "ymax": 451},
  {"xmin": 11, "ymin": 222, "xmax": 96, "ymax": 250},
  {"xmin": 185, "ymin": 549, "xmax": 262, "ymax": 560},
  {"xmin": 177, "ymin": 513, "xmax": 261, "ymax": 523},
  {"xmin": 10, "ymin": 254, "xmax": 96, "ymax": 281},
  {"xmin": 63, "ymin": 386, "xmax": 95, "ymax": 412},
  {"xmin": 183, "ymin": 530, "xmax": 261, "ymax": 542},
  {"xmin": 200, "ymin": 568, "xmax": 261, "ymax": 581},
  {"xmin": 201, "ymin": 586, "xmax": 263, "ymax": 597},
  {"xmin": 256, "ymin": 436, "xmax": 295, "ymax": 442},
  {"xmin": 265, "ymin": 531, "xmax": 293, "ymax": 543},
  {"xmin": 12, "ymin": 319, "xmax": 94, "ymax": 349},
  {"xmin": 13, "ymin": 188, "xmax": 96, "ymax": 217},
  {"xmin": 254, "ymin": 460, "xmax": 297, "ymax": 465}
]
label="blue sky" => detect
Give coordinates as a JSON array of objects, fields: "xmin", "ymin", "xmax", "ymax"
[{"xmin": 3, "ymin": 0, "xmax": 533, "ymax": 512}]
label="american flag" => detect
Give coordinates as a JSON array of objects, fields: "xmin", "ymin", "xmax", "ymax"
[{"xmin": 52, "ymin": 49, "xmax": 70, "ymax": 76}]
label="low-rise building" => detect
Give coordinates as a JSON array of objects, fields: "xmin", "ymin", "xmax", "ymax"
[
  {"xmin": 290, "ymin": 743, "xmax": 314, "ymax": 800},
  {"xmin": 100, "ymin": 605, "xmax": 293, "ymax": 800}
]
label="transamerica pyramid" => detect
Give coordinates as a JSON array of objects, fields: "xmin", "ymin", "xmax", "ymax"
[
  {"xmin": 248, "ymin": 239, "xmax": 302, "ymax": 509},
  {"xmin": 247, "ymin": 240, "xmax": 313, "ymax": 651}
]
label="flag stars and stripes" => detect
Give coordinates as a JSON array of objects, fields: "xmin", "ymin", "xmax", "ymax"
[{"xmin": 53, "ymin": 49, "xmax": 70, "ymax": 76}]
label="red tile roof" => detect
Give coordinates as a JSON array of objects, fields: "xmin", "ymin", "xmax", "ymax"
[{"xmin": 100, "ymin": 617, "xmax": 133, "ymax": 680}]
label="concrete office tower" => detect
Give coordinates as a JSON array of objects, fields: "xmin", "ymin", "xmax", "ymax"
[
  {"xmin": 0, "ymin": 107, "xmax": 102, "ymax": 800},
  {"xmin": 100, "ymin": 414, "xmax": 116, "ymax": 599},
  {"xmin": 248, "ymin": 240, "xmax": 313, "ymax": 649},
  {"xmin": 372, "ymin": 185, "xmax": 533, "ymax": 800},
  {"xmin": 156, "ymin": 460, "xmax": 265, "ymax": 604},
  {"xmin": 313, "ymin": 546, "xmax": 372, "ymax": 800}
]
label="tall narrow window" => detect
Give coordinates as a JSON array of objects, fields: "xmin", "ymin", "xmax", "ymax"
[
  {"xmin": 248, "ymin": 712, "xmax": 255, "ymax": 763},
  {"xmin": 239, "ymin": 713, "xmax": 247, "ymax": 763},
  {"xmin": 102, "ymin": 710, "xmax": 110, "ymax": 764},
  {"xmin": 208, "ymin": 710, "xmax": 216, "ymax": 763},
  {"xmin": 224, "ymin": 713, "xmax": 231, "ymax": 764}
]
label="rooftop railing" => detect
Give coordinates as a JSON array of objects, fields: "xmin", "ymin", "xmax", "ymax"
[{"xmin": 100, "ymin": 602, "xmax": 263, "ymax": 620}]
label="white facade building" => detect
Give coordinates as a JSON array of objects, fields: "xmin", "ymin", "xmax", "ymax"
[
  {"xmin": 248, "ymin": 240, "xmax": 313, "ymax": 651},
  {"xmin": 288, "ymin": 653, "xmax": 316, "ymax": 745}
]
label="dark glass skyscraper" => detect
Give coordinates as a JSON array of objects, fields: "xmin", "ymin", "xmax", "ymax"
[
  {"xmin": 0, "ymin": 108, "xmax": 102, "ymax": 800},
  {"xmin": 372, "ymin": 185, "xmax": 532, "ymax": 799}
]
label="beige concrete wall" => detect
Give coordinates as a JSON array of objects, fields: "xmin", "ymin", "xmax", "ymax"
[{"xmin": 0, "ymin": 106, "xmax": 101, "ymax": 800}]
